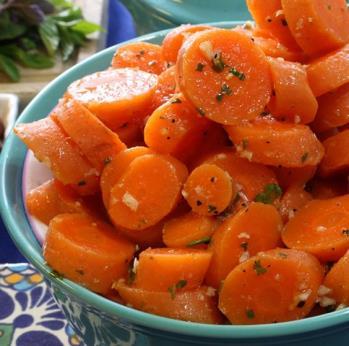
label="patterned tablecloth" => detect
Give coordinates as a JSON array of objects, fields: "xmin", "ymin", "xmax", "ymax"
[{"xmin": 0, "ymin": 263, "xmax": 84, "ymax": 346}]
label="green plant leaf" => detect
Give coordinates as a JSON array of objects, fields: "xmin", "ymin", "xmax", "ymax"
[
  {"xmin": 0, "ymin": 12, "xmax": 26, "ymax": 40},
  {"xmin": 0, "ymin": 54, "xmax": 20, "ymax": 82},
  {"xmin": 52, "ymin": 6, "xmax": 82, "ymax": 22},
  {"xmin": 39, "ymin": 17, "xmax": 59, "ymax": 55},
  {"xmin": 71, "ymin": 20, "xmax": 103, "ymax": 35},
  {"xmin": 59, "ymin": 26, "xmax": 74, "ymax": 61},
  {"xmin": 49, "ymin": 0, "xmax": 73, "ymax": 10}
]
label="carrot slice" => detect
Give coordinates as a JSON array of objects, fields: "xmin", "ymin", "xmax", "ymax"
[
  {"xmin": 108, "ymin": 154, "xmax": 187, "ymax": 230},
  {"xmin": 182, "ymin": 163, "xmax": 235, "ymax": 216},
  {"xmin": 163, "ymin": 212, "xmax": 219, "ymax": 248},
  {"xmin": 225, "ymin": 117, "xmax": 324, "ymax": 167},
  {"xmin": 279, "ymin": 185, "xmax": 313, "ymax": 223},
  {"xmin": 246, "ymin": 0, "xmax": 301, "ymax": 51},
  {"xmin": 151, "ymin": 65, "xmax": 177, "ymax": 110},
  {"xmin": 116, "ymin": 280, "xmax": 223, "ymax": 324},
  {"xmin": 111, "ymin": 42, "xmax": 166, "ymax": 75},
  {"xmin": 176, "ymin": 29, "xmax": 272, "ymax": 125},
  {"xmin": 273, "ymin": 165, "xmax": 317, "ymax": 190},
  {"xmin": 267, "ymin": 57, "xmax": 318, "ymax": 124},
  {"xmin": 44, "ymin": 213, "xmax": 136, "ymax": 294},
  {"xmin": 219, "ymin": 248, "xmax": 324, "ymax": 324},
  {"xmin": 100, "ymin": 146, "xmax": 153, "ymax": 208},
  {"xmin": 323, "ymin": 250, "xmax": 349, "ymax": 307},
  {"xmin": 307, "ymin": 43, "xmax": 349, "ymax": 97},
  {"xmin": 14, "ymin": 117, "xmax": 99, "ymax": 195},
  {"xmin": 144, "ymin": 94, "xmax": 210, "ymax": 162},
  {"xmin": 312, "ymin": 84, "xmax": 349, "ymax": 134},
  {"xmin": 282, "ymin": 195, "xmax": 349, "ymax": 261},
  {"xmin": 319, "ymin": 130, "xmax": 349, "ymax": 177},
  {"xmin": 134, "ymin": 248, "xmax": 212, "ymax": 291},
  {"xmin": 205, "ymin": 202, "xmax": 282, "ymax": 288},
  {"xmin": 162, "ymin": 24, "xmax": 213, "ymax": 64},
  {"xmin": 51, "ymin": 96, "xmax": 126, "ymax": 172},
  {"xmin": 282, "ymin": 0, "xmax": 349, "ymax": 56},
  {"xmin": 67, "ymin": 68, "xmax": 158, "ymax": 131}
]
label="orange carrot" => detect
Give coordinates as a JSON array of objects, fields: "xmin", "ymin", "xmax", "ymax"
[
  {"xmin": 225, "ymin": 117, "xmax": 324, "ymax": 167},
  {"xmin": 273, "ymin": 165, "xmax": 317, "ymax": 190},
  {"xmin": 282, "ymin": 195, "xmax": 349, "ymax": 261},
  {"xmin": 205, "ymin": 202, "xmax": 282, "ymax": 288},
  {"xmin": 323, "ymin": 250, "xmax": 349, "ymax": 307},
  {"xmin": 162, "ymin": 24, "xmax": 213, "ymax": 64},
  {"xmin": 67, "ymin": 68, "xmax": 158, "ymax": 131},
  {"xmin": 219, "ymin": 248, "xmax": 324, "ymax": 324},
  {"xmin": 312, "ymin": 84, "xmax": 349, "ymax": 134},
  {"xmin": 134, "ymin": 248, "xmax": 212, "ymax": 291},
  {"xmin": 163, "ymin": 212, "xmax": 219, "ymax": 248},
  {"xmin": 246, "ymin": 0, "xmax": 301, "ymax": 51},
  {"xmin": 267, "ymin": 57, "xmax": 318, "ymax": 124},
  {"xmin": 116, "ymin": 280, "xmax": 223, "ymax": 324},
  {"xmin": 319, "ymin": 130, "xmax": 349, "ymax": 177},
  {"xmin": 282, "ymin": 0, "xmax": 349, "ymax": 56},
  {"xmin": 51, "ymin": 96, "xmax": 126, "ymax": 172},
  {"xmin": 111, "ymin": 42, "xmax": 166, "ymax": 75},
  {"xmin": 307, "ymin": 43, "xmax": 349, "ymax": 97},
  {"xmin": 14, "ymin": 117, "xmax": 99, "ymax": 195},
  {"xmin": 176, "ymin": 29, "xmax": 272, "ymax": 125},
  {"xmin": 108, "ymin": 154, "xmax": 187, "ymax": 230},
  {"xmin": 44, "ymin": 213, "xmax": 135, "ymax": 294},
  {"xmin": 182, "ymin": 163, "xmax": 235, "ymax": 216}
]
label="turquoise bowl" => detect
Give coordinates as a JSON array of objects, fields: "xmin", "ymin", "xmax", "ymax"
[{"xmin": 1, "ymin": 23, "xmax": 349, "ymax": 346}]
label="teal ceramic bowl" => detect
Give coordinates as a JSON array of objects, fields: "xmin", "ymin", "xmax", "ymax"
[{"xmin": 1, "ymin": 23, "xmax": 349, "ymax": 346}]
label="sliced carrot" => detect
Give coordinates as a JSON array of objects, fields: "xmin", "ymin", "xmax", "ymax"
[
  {"xmin": 44, "ymin": 213, "xmax": 136, "ymax": 294},
  {"xmin": 163, "ymin": 212, "xmax": 219, "ymax": 248},
  {"xmin": 144, "ymin": 94, "xmax": 210, "ymax": 162},
  {"xmin": 176, "ymin": 29, "xmax": 272, "ymax": 125},
  {"xmin": 67, "ymin": 68, "xmax": 158, "ymax": 131},
  {"xmin": 282, "ymin": 0, "xmax": 349, "ymax": 56},
  {"xmin": 282, "ymin": 195, "xmax": 349, "ymax": 261},
  {"xmin": 162, "ymin": 24, "xmax": 213, "ymax": 64},
  {"xmin": 246, "ymin": 0, "xmax": 301, "ymax": 51},
  {"xmin": 205, "ymin": 202, "xmax": 282, "ymax": 288},
  {"xmin": 225, "ymin": 117, "xmax": 324, "ymax": 167},
  {"xmin": 267, "ymin": 57, "xmax": 318, "ymax": 124},
  {"xmin": 307, "ymin": 43, "xmax": 349, "ymax": 97},
  {"xmin": 309, "ymin": 177, "xmax": 347, "ymax": 199},
  {"xmin": 279, "ymin": 185, "xmax": 313, "ymax": 223},
  {"xmin": 219, "ymin": 248, "xmax": 324, "ymax": 324},
  {"xmin": 51, "ymin": 96, "xmax": 126, "ymax": 172},
  {"xmin": 151, "ymin": 65, "xmax": 177, "ymax": 110},
  {"xmin": 113, "ymin": 120, "xmax": 144, "ymax": 148},
  {"xmin": 26, "ymin": 179, "xmax": 90, "ymax": 224},
  {"xmin": 182, "ymin": 163, "xmax": 235, "ymax": 216},
  {"xmin": 111, "ymin": 42, "xmax": 166, "ymax": 75},
  {"xmin": 14, "ymin": 117, "xmax": 99, "ymax": 195},
  {"xmin": 273, "ymin": 165, "xmax": 317, "ymax": 190},
  {"xmin": 312, "ymin": 84, "xmax": 349, "ymax": 134},
  {"xmin": 116, "ymin": 280, "xmax": 223, "ymax": 324},
  {"xmin": 319, "ymin": 130, "xmax": 349, "ymax": 177},
  {"xmin": 323, "ymin": 250, "xmax": 349, "ymax": 306},
  {"xmin": 108, "ymin": 154, "xmax": 187, "ymax": 230},
  {"xmin": 100, "ymin": 146, "xmax": 153, "ymax": 208},
  {"xmin": 134, "ymin": 248, "xmax": 212, "ymax": 291}
]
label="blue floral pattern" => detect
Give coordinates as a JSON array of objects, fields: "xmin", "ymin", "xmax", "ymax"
[{"xmin": 0, "ymin": 263, "xmax": 83, "ymax": 346}]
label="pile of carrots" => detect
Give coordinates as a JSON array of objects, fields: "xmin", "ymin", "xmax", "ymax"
[{"xmin": 15, "ymin": 0, "xmax": 349, "ymax": 325}]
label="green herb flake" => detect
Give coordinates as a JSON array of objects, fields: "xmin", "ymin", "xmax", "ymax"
[
  {"xmin": 254, "ymin": 183, "xmax": 283, "ymax": 204},
  {"xmin": 208, "ymin": 204, "xmax": 218, "ymax": 214},
  {"xmin": 187, "ymin": 237, "xmax": 211, "ymax": 247},
  {"xmin": 212, "ymin": 52, "xmax": 225, "ymax": 72},
  {"xmin": 171, "ymin": 98, "xmax": 182, "ymax": 104},
  {"xmin": 240, "ymin": 242, "xmax": 249, "ymax": 251},
  {"xmin": 278, "ymin": 252, "xmax": 288, "ymax": 259},
  {"xmin": 242, "ymin": 138, "xmax": 249, "ymax": 150},
  {"xmin": 246, "ymin": 309, "xmax": 255, "ymax": 319},
  {"xmin": 168, "ymin": 279, "xmax": 187, "ymax": 299},
  {"xmin": 229, "ymin": 67, "xmax": 246, "ymax": 81},
  {"xmin": 196, "ymin": 62, "xmax": 205, "ymax": 71},
  {"xmin": 342, "ymin": 229, "xmax": 349, "ymax": 236},
  {"xmin": 221, "ymin": 83, "xmax": 233, "ymax": 96},
  {"xmin": 104, "ymin": 157, "xmax": 112, "ymax": 165},
  {"xmin": 301, "ymin": 152, "xmax": 309, "ymax": 163},
  {"xmin": 77, "ymin": 180, "xmax": 86, "ymax": 186},
  {"xmin": 197, "ymin": 108, "xmax": 206, "ymax": 116},
  {"xmin": 216, "ymin": 93, "xmax": 223, "ymax": 102},
  {"xmin": 253, "ymin": 260, "xmax": 267, "ymax": 276}
]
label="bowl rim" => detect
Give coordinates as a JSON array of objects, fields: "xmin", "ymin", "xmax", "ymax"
[{"xmin": 1, "ymin": 21, "xmax": 349, "ymax": 340}]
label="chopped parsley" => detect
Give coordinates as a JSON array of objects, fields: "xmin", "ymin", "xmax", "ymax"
[
  {"xmin": 242, "ymin": 138, "xmax": 249, "ymax": 150},
  {"xmin": 197, "ymin": 108, "xmax": 206, "ymax": 116},
  {"xmin": 212, "ymin": 52, "xmax": 225, "ymax": 72},
  {"xmin": 196, "ymin": 62, "xmax": 205, "ymax": 71},
  {"xmin": 216, "ymin": 93, "xmax": 224, "ymax": 102},
  {"xmin": 342, "ymin": 229, "xmax": 349, "ymax": 236},
  {"xmin": 229, "ymin": 67, "xmax": 246, "ymax": 81},
  {"xmin": 301, "ymin": 152, "xmax": 309, "ymax": 163},
  {"xmin": 246, "ymin": 309, "xmax": 255, "ymax": 319},
  {"xmin": 104, "ymin": 157, "xmax": 112, "ymax": 165},
  {"xmin": 187, "ymin": 236, "xmax": 211, "ymax": 247},
  {"xmin": 240, "ymin": 242, "xmax": 249, "ymax": 251},
  {"xmin": 253, "ymin": 260, "xmax": 267, "ymax": 276},
  {"xmin": 168, "ymin": 279, "xmax": 187, "ymax": 299},
  {"xmin": 216, "ymin": 83, "xmax": 232, "ymax": 102},
  {"xmin": 208, "ymin": 204, "xmax": 218, "ymax": 214},
  {"xmin": 127, "ymin": 263, "xmax": 136, "ymax": 284},
  {"xmin": 278, "ymin": 252, "xmax": 288, "ymax": 259},
  {"xmin": 255, "ymin": 183, "xmax": 282, "ymax": 204},
  {"xmin": 171, "ymin": 98, "xmax": 182, "ymax": 104},
  {"xmin": 77, "ymin": 180, "xmax": 86, "ymax": 186}
]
